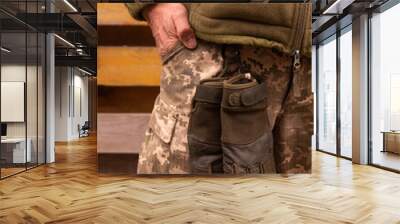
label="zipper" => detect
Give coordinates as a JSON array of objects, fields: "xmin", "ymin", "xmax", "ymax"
[
  {"xmin": 293, "ymin": 49, "xmax": 301, "ymax": 71},
  {"xmin": 292, "ymin": 4, "xmax": 311, "ymax": 70},
  {"xmin": 292, "ymin": 4, "xmax": 309, "ymax": 53}
]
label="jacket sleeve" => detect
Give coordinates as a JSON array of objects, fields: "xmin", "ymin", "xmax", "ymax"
[{"xmin": 125, "ymin": 3, "xmax": 152, "ymax": 21}]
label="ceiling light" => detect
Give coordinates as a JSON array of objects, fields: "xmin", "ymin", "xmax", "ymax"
[
  {"xmin": 54, "ymin": 34, "xmax": 75, "ymax": 48},
  {"xmin": 63, "ymin": 0, "xmax": 78, "ymax": 12},
  {"xmin": 76, "ymin": 48, "xmax": 86, "ymax": 56},
  {"xmin": 322, "ymin": 0, "xmax": 355, "ymax": 15},
  {"xmin": 1, "ymin": 47, "xmax": 11, "ymax": 53},
  {"xmin": 77, "ymin": 67, "xmax": 93, "ymax": 76}
]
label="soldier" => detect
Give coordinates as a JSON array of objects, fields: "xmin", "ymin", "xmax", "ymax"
[{"xmin": 126, "ymin": 3, "xmax": 313, "ymax": 174}]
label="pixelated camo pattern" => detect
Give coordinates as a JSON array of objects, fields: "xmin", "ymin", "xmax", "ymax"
[
  {"xmin": 137, "ymin": 41, "xmax": 313, "ymax": 174},
  {"xmin": 137, "ymin": 42, "xmax": 223, "ymax": 174},
  {"xmin": 240, "ymin": 46, "xmax": 313, "ymax": 173}
]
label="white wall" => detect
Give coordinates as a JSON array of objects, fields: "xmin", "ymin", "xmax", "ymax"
[
  {"xmin": 1, "ymin": 65, "xmax": 38, "ymax": 138},
  {"xmin": 72, "ymin": 73, "xmax": 89, "ymax": 138},
  {"xmin": 54, "ymin": 67, "xmax": 89, "ymax": 141},
  {"xmin": 1, "ymin": 65, "xmax": 26, "ymax": 141},
  {"xmin": 55, "ymin": 67, "xmax": 70, "ymax": 141},
  {"xmin": 1, "ymin": 82, "xmax": 25, "ymax": 122},
  {"xmin": 1, "ymin": 63, "xmax": 46, "ymax": 164}
]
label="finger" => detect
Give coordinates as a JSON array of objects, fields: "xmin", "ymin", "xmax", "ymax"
[
  {"xmin": 173, "ymin": 15, "xmax": 197, "ymax": 49},
  {"xmin": 158, "ymin": 24, "xmax": 180, "ymax": 56},
  {"xmin": 149, "ymin": 21, "xmax": 176, "ymax": 56}
]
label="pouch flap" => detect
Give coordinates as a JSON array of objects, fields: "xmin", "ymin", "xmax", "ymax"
[
  {"xmin": 149, "ymin": 98, "xmax": 178, "ymax": 144},
  {"xmin": 241, "ymin": 82, "xmax": 267, "ymax": 106}
]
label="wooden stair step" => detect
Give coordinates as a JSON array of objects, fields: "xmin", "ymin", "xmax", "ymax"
[{"xmin": 98, "ymin": 47, "xmax": 161, "ymax": 87}]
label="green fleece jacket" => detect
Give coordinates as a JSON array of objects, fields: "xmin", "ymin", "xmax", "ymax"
[{"xmin": 126, "ymin": 3, "xmax": 311, "ymax": 57}]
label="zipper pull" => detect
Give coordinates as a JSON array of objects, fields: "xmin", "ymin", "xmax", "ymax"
[
  {"xmin": 293, "ymin": 50, "xmax": 301, "ymax": 71},
  {"xmin": 244, "ymin": 72, "xmax": 252, "ymax": 80}
]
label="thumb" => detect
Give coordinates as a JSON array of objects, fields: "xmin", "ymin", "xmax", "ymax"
[{"xmin": 173, "ymin": 15, "xmax": 197, "ymax": 49}]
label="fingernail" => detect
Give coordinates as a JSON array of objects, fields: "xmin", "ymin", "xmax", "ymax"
[{"xmin": 187, "ymin": 38, "xmax": 197, "ymax": 49}]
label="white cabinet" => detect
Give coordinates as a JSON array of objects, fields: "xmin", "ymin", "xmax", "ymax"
[{"xmin": 1, "ymin": 138, "xmax": 32, "ymax": 163}]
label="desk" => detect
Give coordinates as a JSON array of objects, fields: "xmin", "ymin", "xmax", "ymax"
[
  {"xmin": 382, "ymin": 131, "xmax": 400, "ymax": 154},
  {"xmin": 1, "ymin": 138, "xmax": 31, "ymax": 163}
]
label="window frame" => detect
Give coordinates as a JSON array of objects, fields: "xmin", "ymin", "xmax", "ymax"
[{"xmin": 315, "ymin": 24, "xmax": 353, "ymax": 160}]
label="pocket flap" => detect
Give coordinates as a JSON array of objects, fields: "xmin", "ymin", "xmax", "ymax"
[
  {"xmin": 149, "ymin": 98, "xmax": 178, "ymax": 144},
  {"xmin": 241, "ymin": 82, "xmax": 267, "ymax": 106}
]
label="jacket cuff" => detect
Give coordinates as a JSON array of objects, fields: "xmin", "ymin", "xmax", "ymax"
[{"xmin": 125, "ymin": 3, "xmax": 152, "ymax": 21}]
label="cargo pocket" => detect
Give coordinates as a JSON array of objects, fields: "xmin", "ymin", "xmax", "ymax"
[
  {"xmin": 148, "ymin": 98, "xmax": 178, "ymax": 145},
  {"xmin": 150, "ymin": 42, "xmax": 187, "ymax": 145},
  {"xmin": 137, "ymin": 97, "xmax": 179, "ymax": 174}
]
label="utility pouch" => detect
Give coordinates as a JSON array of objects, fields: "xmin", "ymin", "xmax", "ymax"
[
  {"xmin": 221, "ymin": 74, "xmax": 276, "ymax": 174},
  {"xmin": 187, "ymin": 78, "xmax": 226, "ymax": 174}
]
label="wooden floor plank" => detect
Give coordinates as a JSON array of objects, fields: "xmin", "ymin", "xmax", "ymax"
[{"xmin": 0, "ymin": 135, "xmax": 400, "ymax": 223}]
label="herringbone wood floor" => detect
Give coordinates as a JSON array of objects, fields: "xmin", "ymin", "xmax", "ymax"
[{"xmin": 1, "ymin": 136, "xmax": 400, "ymax": 224}]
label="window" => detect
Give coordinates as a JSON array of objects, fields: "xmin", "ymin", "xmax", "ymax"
[
  {"xmin": 317, "ymin": 35, "xmax": 337, "ymax": 154},
  {"xmin": 339, "ymin": 27, "xmax": 352, "ymax": 158},
  {"xmin": 370, "ymin": 3, "xmax": 400, "ymax": 171},
  {"xmin": 0, "ymin": 1, "xmax": 47, "ymax": 179}
]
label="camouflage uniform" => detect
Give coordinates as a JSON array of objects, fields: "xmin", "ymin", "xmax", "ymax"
[
  {"xmin": 137, "ymin": 40, "xmax": 312, "ymax": 174},
  {"xmin": 240, "ymin": 46, "xmax": 313, "ymax": 173},
  {"xmin": 138, "ymin": 42, "xmax": 223, "ymax": 174}
]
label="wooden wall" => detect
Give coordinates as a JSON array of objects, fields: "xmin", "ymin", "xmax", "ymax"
[{"xmin": 97, "ymin": 3, "xmax": 161, "ymax": 174}]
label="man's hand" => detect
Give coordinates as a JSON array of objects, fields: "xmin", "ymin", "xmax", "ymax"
[{"xmin": 143, "ymin": 3, "xmax": 197, "ymax": 57}]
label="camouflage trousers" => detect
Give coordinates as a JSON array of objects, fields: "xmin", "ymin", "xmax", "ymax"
[{"xmin": 137, "ymin": 40, "xmax": 313, "ymax": 174}]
